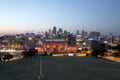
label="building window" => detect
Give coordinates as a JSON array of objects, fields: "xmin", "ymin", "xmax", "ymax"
[
  {"xmin": 60, "ymin": 45, "xmax": 64, "ymax": 50},
  {"xmin": 53, "ymin": 45, "xmax": 57, "ymax": 48},
  {"xmin": 46, "ymin": 45, "xmax": 50, "ymax": 50},
  {"xmin": 47, "ymin": 45, "xmax": 50, "ymax": 48}
]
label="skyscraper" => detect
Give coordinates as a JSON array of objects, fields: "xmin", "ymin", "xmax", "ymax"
[
  {"xmin": 52, "ymin": 26, "xmax": 57, "ymax": 35},
  {"xmin": 76, "ymin": 30, "xmax": 80, "ymax": 35}
]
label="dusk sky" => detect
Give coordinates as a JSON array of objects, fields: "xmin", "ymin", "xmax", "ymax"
[{"xmin": 0, "ymin": 0, "xmax": 120, "ymax": 35}]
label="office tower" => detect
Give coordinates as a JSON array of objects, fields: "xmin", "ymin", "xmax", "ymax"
[{"xmin": 52, "ymin": 26, "xmax": 57, "ymax": 35}]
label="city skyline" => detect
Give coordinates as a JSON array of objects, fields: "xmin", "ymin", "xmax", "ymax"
[{"xmin": 0, "ymin": 0, "xmax": 120, "ymax": 35}]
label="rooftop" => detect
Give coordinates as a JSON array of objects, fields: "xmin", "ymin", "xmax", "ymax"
[{"xmin": 43, "ymin": 39, "xmax": 67, "ymax": 42}]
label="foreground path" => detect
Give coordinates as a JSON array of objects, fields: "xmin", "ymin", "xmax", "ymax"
[{"xmin": 0, "ymin": 56, "xmax": 120, "ymax": 80}]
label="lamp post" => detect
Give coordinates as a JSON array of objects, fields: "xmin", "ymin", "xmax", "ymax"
[
  {"xmin": 83, "ymin": 42, "xmax": 86, "ymax": 52},
  {"xmin": 104, "ymin": 41, "xmax": 108, "ymax": 55}
]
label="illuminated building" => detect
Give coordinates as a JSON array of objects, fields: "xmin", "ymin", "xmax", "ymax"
[
  {"xmin": 66, "ymin": 34, "xmax": 78, "ymax": 52},
  {"xmin": 43, "ymin": 39, "xmax": 67, "ymax": 53},
  {"xmin": 89, "ymin": 31, "xmax": 100, "ymax": 39},
  {"xmin": 76, "ymin": 34, "xmax": 83, "ymax": 48},
  {"xmin": 87, "ymin": 38, "xmax": 99, "ymax": 49},
  {"xmin": 67, "ymin": 45, "xmax": 78, "ymax": 52},
  {"xmin": 36, "ymin": 38, "xmax": 79, "ymax": 53}
]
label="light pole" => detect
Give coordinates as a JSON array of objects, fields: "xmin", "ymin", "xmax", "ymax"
[
  {"xmin": 104, "ymin": 41, "xmax": 108, "ymax": 55},
  {"xmin": 83, "ymin": 42, "xmax": 86, "ymax": 52}
]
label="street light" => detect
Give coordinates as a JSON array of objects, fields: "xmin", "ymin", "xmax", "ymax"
[
  {"xmin": 83, "ymin": 42, "xmax": 86, "ymax": 52},
  {"xmin": 104, "ymin": 41, "xmax": 108, "ymax": 55}
]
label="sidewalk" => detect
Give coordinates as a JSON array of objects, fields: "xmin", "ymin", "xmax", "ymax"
[{"xmin": 104, "ymin": 56, "xmax": 120, "ymax": 62}]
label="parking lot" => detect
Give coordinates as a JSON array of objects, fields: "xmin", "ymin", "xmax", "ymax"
[{"xmin": 0, "ymin": 56, "xmax": 120, "ymax": 80}]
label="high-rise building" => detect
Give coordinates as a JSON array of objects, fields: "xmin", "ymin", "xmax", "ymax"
[
  {"xmin": 89, "ymin": 31, "xmax": 100, "ymax": 39},
  {"xmin": 82, "ymin": 30, "xmax": 85, "ymax": 35},
  {"xmin": 49, "ymin": 29, "xmax": 52, "ymax": 34},
  {"xmin": 57, "ymin": 28, "xmax": 63, "ymax": 39},
  {"xmin": 63, "ymin": 30, "xmax": 68, "ymax": 39},
  {"xmin": 107, "ymin": 33, "xmax": 114, "ymax": 44},
  {"xmin": 76, "ymin": 30, "xmax": 80, "ymax": 35},
  {"xmin": 87, "ymin": 40, "xmax": 99, "ymax": 49},
  {"xmin": 58, "ymin": 28, "xmax": 63, "ymax": 34},
  {"xmin": 45, "ymin": 31, "xmax": 48, "ymax": 38},
  {"xmin": 52, "ymin": 26, "xmax": 57, "ymax": 35},
  {"xmin": 68, "ymin": 34, "xmax": 76, "ymax": 46}
]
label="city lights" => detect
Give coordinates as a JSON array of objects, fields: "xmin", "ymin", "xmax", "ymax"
[{"xmin": 0, "ymin": 26, "xmax": 120, "ymax": 62}]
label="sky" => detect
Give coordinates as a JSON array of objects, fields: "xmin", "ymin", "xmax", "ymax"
[{"xmin": 0, "ymin": 0, "xmax": 120, "ymax": 35}]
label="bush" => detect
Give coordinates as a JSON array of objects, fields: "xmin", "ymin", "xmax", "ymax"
[
  {"xmin": 91, "ymin": 43, "xmax": 106, "ymax": 58},
  {"xmin": 21, "ymin": 50, "xmax": 28, "ymax": 58},
  {"xmin": 50, "ymin": 52, "xmax": 53, "ymax": 56},
  {"xmin": 2, "ymin": 53, "xmax": 14, "ymax": 61},
  {"xmin": 42, "ymin": 52, "xmax": 47, "ymax": 56},
  {"xmin": 0, "ymin": 57, "xmax": 2, "ymax": 62},
  {"xmin": 21, "ymin": 48, "xmax": 38, "ymax": 58}
]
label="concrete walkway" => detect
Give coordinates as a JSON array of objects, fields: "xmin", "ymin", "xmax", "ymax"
[
  {"xmin": 104, "ymin": 56, "xmax": 120, "ymax": 62},
  {"xmin": 0, "ymin": 56, "xmax": 120, "ymax": 80}
]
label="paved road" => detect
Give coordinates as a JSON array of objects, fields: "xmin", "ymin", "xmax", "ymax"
[{"xmin": 0, "ymin": 56, "xmax": 120, "ymax": 80}]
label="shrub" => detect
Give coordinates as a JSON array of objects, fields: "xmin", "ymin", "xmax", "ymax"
[
  {"xmin": 42, "ymin": 52, "xmax": 47, "ymax": 56},
  {"xmin": 21, "ymin": 50, "xmax": 28, "ymax": 58},
  {"xmin": 2, "ymin": 53, "xmax": 14, "ymax": 61},
  {"xmin": 21, "ymin": 48, "xmax": 38, "ymax": 58},
  {"xmin": 91, "ymin": 43, "xmax": 106, "ymax": 58}
]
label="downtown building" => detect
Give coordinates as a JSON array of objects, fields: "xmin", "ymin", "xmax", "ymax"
[
  {"xmin": 36, "ymin": 38, "xmax": 78, "ymax": 53},
  {"xmin": 36, "ymin": 39, "xmax": 67, "ymax": 53}
]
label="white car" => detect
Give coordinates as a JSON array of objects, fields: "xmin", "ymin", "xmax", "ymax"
[{"xmin": 67, "ymin": 53, "xmax": 75, "ymax": 56}]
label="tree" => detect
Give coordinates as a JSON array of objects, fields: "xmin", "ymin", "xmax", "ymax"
[
  {"xmin": 28, "ymin": 48, "xmax": 38, "ymax": 57},
  {"xmin": 91, "ymin": 43, "xmax": 106, "ymax": 58},
  {"xmin": 50, "ymin": 52, "xmax": 53, "ymax": 56},
  {"xmin": 21, "ymin": 48, "xmax": 38, "ymax": 58},
  {"xmin": 2, "ymin": 53, "xmax": 14, "ymax": 61},
  {"xmin": 110, "ymin": 45, "xmax": 120, "ymax": 56},
  {"xmin": 21, "ymin": 50, "xmax": 28, "ymax": 58},
  {"xmin": 42, "ymin": 52, "xmax": 47, "ymax": 56},
  {"xmin": 0, "ymin": 57, "xmax": 2, "ymax": 62}
]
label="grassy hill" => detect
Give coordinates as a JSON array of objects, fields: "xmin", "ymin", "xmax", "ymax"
[{"xmin": 0, "ymin": 56, "xmax": 120, "ymax": 80}]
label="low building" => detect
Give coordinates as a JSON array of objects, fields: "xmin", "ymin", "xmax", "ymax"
[
  {"xmin": 36, "ymin": 38, "xmax": 79, "ymax": 53},
  {"xmin": 87, "ymin": 38, "xmax": 99, "ymax": 49},
  {"xmin": 67, "ymin": 45, "xmax": 78, "ymax": 52},
  {"xmin": 39, "ymin": 39, "xmax": 68, "ymax": 53}
]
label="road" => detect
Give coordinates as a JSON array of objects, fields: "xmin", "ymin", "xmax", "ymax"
[{"xmin": 0, "ymin": 56, "xmax": 120, "ymax": 80}]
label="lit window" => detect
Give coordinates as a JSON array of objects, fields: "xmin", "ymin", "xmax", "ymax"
[
  {"xmin": 60, "ymin": 45, "xmax": 63, "ymax": 48},
  {"xmin": 60, "ymin": 45, "xmax": 64, "ymax": 50},
  {"xmin": 47, "ymin": 45, "xmax": 50, "ymax": 48},
  {"xmin": 53, "ymin": 45, "xmax": 57, "ymax": 48}
]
